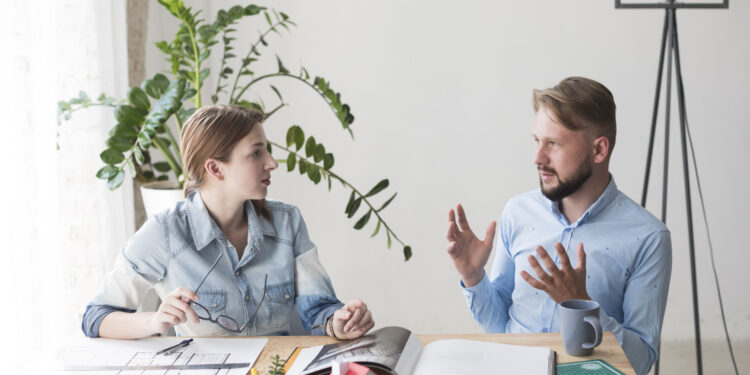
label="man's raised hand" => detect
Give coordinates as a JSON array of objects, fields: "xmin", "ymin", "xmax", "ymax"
[{"xmin": 446, "ymin": 204, "xmax": 497, "ymax": 287}]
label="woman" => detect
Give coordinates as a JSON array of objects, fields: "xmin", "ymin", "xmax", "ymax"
[{"xmin": 82, "ymin": 105, "xmax": 374, "ymax": 340}]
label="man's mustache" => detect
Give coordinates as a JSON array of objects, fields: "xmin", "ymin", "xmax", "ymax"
[{"xmin": 538, "ymin": 166, "xmax": 557, "ymax": 175}]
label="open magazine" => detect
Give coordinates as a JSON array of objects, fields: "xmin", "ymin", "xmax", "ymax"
[{"xmin": 286, "ymin": 326, "xmax": 555, "ymax": 375}]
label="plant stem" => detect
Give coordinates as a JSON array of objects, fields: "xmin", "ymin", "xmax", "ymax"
[
  {"xmin": 233, "ymin": 73, "xmax": 343, "ymax": 126},
  {"xmin": 153, "ymin": 137, "xmax": 183, "ymax": 182},
  {"xmin": 213, "ymin": 31, "xmax": 231, "ymax": 103},
  {"xmin": 268, "ymin": 141, "xmax": 406, "ymax": 247},
  {"xmin": 184, "ymin": 22, "xmax": 202, "ymax": 108},
  {"xmin": 228, "ymin": 19, "xmax": 288, "ymax": 103},
  {"xmin": 162, "ymin": 122, "xmax": 182, "ymax": 168}
]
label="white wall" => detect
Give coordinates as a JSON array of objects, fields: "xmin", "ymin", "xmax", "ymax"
[{"xmin": 146, "ymin": 0, "xmax": 750, "ymax": 347}]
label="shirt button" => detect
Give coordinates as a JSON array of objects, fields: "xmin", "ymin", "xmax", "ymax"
[
  {"xmin": 245, "ymin": 295, "xmax": 250, "ymax": 301},
  {"xmin": 235, "ymin": 271, "xmax": 240, "ymax": 276},
  {"xmin": 212, "ymin": 303, "xmax": 217, "ymax": 308},
  {"xmin": 284, "ymin": 294, "xmax": 290, "ymax": 299}
]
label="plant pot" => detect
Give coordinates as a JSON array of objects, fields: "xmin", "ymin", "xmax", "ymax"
[{"xmin": 139, "ymin": 181, "xmax": 184, "ymax": 217}]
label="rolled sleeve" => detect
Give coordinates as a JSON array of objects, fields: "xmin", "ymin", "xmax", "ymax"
[
  {"xmin": 82, "ymin": 217, "xmax": 168, "ymax": 337},
  {"xmin": 292, "ymin": 209, "xmax": 343, "ymax": 335}
]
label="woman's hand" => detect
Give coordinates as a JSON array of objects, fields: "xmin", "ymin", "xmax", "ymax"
[
  {"xmin": 148, "ymin": 287, "xmax": 201, "ymax": 335},
  {"xmin": 330, "ymin": 299, "xmax": 375, "ymax": 340}
]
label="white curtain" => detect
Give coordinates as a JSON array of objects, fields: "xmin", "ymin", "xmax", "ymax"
[{"xmin": 0, "ymin": 1, "xmax": 134, "ymax": 372}]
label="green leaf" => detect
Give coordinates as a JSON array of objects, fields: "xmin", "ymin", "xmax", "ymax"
[
  {"xmin": 313, "ymin": 144, "xmax": 325, "ymax": 163},
  {"xmin": 294, "ymin": 126, "xmax": 304, "ymax": 151},
  {"xmin": 153, "ymin": 162, "xmax": 171, "ymax": 172},
  {"xmin": 264, "ymin": 11, "xmax": 272, "ymax": 26},
  {"xmin": 370, "ymin": 220, "xmax": 381, "ymax": 238},
  {"xmin": 386, "ymin": 230, "xmax": 392, "ymax": 249},
  {"xmin": 354, "ymin": 210, "xmax": 371, "ymax": 230},
  {"xmin": 345, "ymin": 190, "xmax": 356, "ymax": 215},
  {"xmin": 199, "ymin": 68, "xmax": 210, "ymax": 82},
  {"xmin": 348, "ymin": 197, "xmax": 362, "ymax": 218},
  {"xmin": 270, "ymin": 85, "xmax": 283, "ymax": 101},
  {"xmin": 323, "ymin": 153, "xmax": 334, "ymax": 170},
  {"xmin": 276, "ymin": 55, "xmax": 289, "ymax": 74},
  {"xmin": 305, "ymin": 136, "xmax": 316, "ymax": 158},
  {"xmin": 114, "ymin": 105, "xmax": 145, "ymax": 126},
  {"xmin": 106, "ymin": 136, "xmax": 132, "ymax": 152},
  {"xmin": 327, "ymin": 173, "xmax": 332, "ymax": 191},
  {"xmin": 286, "ymin": 152, "xmax": 296, "ymax": 171},
  {"xmin": 286, "ymin": 126, "xmax": 297, "ymax": 148},
  {"xmin": 403, "ymin": 246, "xmax": 412, "ymax": 261},
  {"xmin": 133, "ymin": 145, "xmax": 145, "ymax": 164},
  {"xmin": 107, "ymin": 169, "xmax": 125, "ymax": 190},
  {"xmin": 298, "ymin": 158, "xmax": 307, "ymax": 174},
  {"xmin": 307, "ymin": 164, "xmax": 321, "ymax": 184},
  {"xmin": 126, "ymin": 157, "xmax": 136, "ymax": 176},
  {"xmin": 100, "ymin": 148, "xmax": 125, "ymax": 165},
  {"xmin": 141, "ymin": 73, "xmax": 170, "ymax": 99},
  {"xmin": 365, "ymin": 179, "xmax": 389, "ymax": 198},
  {"xmin": 96, "ymin": 165, "xmax": 120, "ymax": 180},
  {"xmin": 377, "ymin": 192, "xmax": 397, "ymax": 212},
  {"xmin": 127, "ymin": 86, "xmax": 151, "ymax": 111},
  {"xmin": 114, "ymin": 124, "xmax": 138, "ymax": 140}
]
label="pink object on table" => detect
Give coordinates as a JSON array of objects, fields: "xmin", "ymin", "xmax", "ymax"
[{"xmin": 344, "ymin": 362, "xmax": 375, "ymax": 375}]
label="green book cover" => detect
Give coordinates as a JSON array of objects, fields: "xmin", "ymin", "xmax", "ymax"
[{"xmin": 557, "ymin": 359, "xmax": 626, "ymax": 375}]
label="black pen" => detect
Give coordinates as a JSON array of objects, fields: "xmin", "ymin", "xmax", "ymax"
[{"xmin": 156, "ymin": 338, "xmax": 194, "ymax": 355}]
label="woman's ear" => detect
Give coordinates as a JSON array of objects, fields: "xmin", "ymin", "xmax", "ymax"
[
  {"xmin": 204, "ymin": 158, "xmax": 224, "ymax": 181},
  {"xmin": 593, "ymin": 135, "xmax": 610, "ymax": 164}
]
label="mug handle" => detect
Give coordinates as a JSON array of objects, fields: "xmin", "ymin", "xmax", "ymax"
[{"xmin": 582, "ymin": 315, "xmax": 602, "ymax": 349}]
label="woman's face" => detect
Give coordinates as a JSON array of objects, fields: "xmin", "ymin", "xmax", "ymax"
[{"xmin": 220, "ymin": 124, "xmax": 278, "ymax": 200}]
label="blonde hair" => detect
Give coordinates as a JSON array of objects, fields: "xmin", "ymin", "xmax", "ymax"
[
  {"xmin": 180, "ymin": 105, "xmax": 270, "ymax": 219},
  {"xmin": 533, "ymin": 76, "xmax": 617, "ymax": 153}
]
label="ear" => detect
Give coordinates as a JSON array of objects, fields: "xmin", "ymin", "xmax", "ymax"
[
  {"xmin": 592, "ymin": 135, "xmax": 610, "ymax": 164},
  {"xmin": 204, "ymin": 158, "xmax": 224, "ymax": 181}
]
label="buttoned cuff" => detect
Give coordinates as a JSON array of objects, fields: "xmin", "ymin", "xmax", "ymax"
[{"xmin": 459, "ymin": 273, "xmax": 491, "ymax": 309}]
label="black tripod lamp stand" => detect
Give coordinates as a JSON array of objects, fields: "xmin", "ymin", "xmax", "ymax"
[{"xmin": 615, "ymin": 1, "xmax": 728, "ymax": 375}]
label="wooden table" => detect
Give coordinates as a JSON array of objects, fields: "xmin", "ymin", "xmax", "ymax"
[{"xmin": 250, "ymin": 331, "xmax": 634, "ymax": 374}]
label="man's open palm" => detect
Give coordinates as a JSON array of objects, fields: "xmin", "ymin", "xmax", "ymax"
[{"xmin": 446, "ymin": 204, "xmax": 497, "ymax": 287}]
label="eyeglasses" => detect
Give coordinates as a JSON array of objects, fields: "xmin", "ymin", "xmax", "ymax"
[{"xmin": 189, "ymin": 252, "xmax": 267, "ymax": 333}]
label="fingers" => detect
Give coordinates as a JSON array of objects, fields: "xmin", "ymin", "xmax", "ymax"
[
  {"xmin": 534, "ymin": 246, "xmax": 561, "ymax": 277},
  {"xmin": 448, "ymin": 208, "xmax": 456, "ymax": 224},
  {"xmin": 456, "ymin": 204, "xmax": 471, "ymax": 232},
  {"xmin": 484, "ymin": 221, "xmax": 497, "ymax": 245},
  {"xmin": 520, "ymin": 270, "xmax": 546, "ymax": 291},
  {"xmin": 555, "ymin": 242, "xmax": 572, "ymax": 271},
  {"xmin": 446, "ymin": 222, "xmax": 457, "ymax": 242},
  {"xmin": 160, "ymin": 304, "xmax": 186, "ymax": 324},
  {"xmin": 171, "ymin": 287, "xmax": 200, "ymax": 303},
  {"xmin": 348, "ymin": 311, "xmax": 375, "ymax": 338},
  {"xmin": 344, "ymin": 306, "xmax": 365, "ymax": 333},
  {"xmin": 576, "ymin": 243, "xmax": 586, "ymax": 271},
  {"xmin": 528, "ymin": 252, "xmax": 553, "ymax": 283},
  {"xmin": 445, "ymin": 241, "xmax": 457, "ymax": 257}
]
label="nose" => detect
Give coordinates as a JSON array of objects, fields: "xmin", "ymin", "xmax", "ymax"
[
  {"xmin": 533, "ymin": 143, "xmax": 548, "ymax": 167},
  {"xmin": 267, "ymin": 152, "xmax": 279, "ymax": 171}
]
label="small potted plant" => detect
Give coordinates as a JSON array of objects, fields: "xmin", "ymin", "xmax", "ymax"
[{"xmin": 58, "ymin": 1, "xmax": 411, "ymax": 260}]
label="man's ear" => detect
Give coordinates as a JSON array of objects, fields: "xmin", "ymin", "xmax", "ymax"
[
  {"xmin": 593, "ymin": 135, "xmax": 610, "ymax": 164},
  {"xmin": 204, "ymin": 158, "xmax": 224, "ymax": 181}
]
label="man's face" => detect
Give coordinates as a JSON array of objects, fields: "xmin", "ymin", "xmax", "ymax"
[{"xmin": 532, "ymin": 107, "xmax": 594, "ymax": 201}]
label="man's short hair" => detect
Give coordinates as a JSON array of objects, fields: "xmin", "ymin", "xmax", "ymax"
[{"xmin": 533, "ymin": 76, "xmax": 617, "ymax": 153}]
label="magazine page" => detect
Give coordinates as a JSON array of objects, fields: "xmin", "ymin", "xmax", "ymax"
[
  {"xmin": 301, "ymin": 326, "xmax": 416, "ymax": 375},
  {"xmin": 411, "ymin": 339, "xmax": 553, "ymax": 375}
]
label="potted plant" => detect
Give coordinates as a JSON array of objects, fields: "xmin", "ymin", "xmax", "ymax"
[{"xmin": 57, "ymin": 0, "xmax": 411, "ymax": 260}]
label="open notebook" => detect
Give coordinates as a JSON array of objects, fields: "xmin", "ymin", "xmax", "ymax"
[{"xmin": 287, "ymin": 326, "xmax": 555, "ymax": 375}]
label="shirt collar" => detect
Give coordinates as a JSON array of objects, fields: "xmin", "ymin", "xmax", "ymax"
[
  {"xmin": 185, "ymin": 192, "xmax": 276, "ymax": 251},
  {"xmin": 544, "ymin": 175, "xmax": 619, "ymax": 226}
]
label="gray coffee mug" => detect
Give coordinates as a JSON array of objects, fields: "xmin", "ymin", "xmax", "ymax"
[{"xmin": 559, "ymin": 299, "xmax": 603, "ymax": 356}]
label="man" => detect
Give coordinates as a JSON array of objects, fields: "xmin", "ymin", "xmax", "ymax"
[{"xmin": 445, "ymin": 77, "xmax": 671, "ymax": 375}]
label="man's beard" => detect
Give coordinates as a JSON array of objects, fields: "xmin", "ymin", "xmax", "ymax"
[{"xmin": 538, "ymin": 159, "xmax": 593, "ymax": 201}]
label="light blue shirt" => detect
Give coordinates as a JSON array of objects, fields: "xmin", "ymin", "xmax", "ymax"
[
  {"xmin": 461, "ymin": 177, "xmax": 671, "ymax": 375},
  {"xmin": 82, "ymin": 192, "xmax": 343, "ymax": 337}
]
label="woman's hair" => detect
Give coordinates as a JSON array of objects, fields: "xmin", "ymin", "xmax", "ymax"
[
  {"xmin": 533, "ymin": 76, "xmax": 617, "ymax": 155},
  {"xmin": 180, "ymin": 105, "xmax": 270, "ymax": 219}
]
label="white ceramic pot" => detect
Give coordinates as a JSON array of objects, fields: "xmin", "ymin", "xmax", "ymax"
[{"xmin": 139, "ymin": 181, "xmax": 184, "ymax": 217}]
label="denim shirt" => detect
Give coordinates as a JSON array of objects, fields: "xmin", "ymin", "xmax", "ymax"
[
  {"xmin": 82, "ymin": 192, "xmax": 343, "ymax": 337},
  {"xmin": 461, "ymin": 177, "xmax": 672, "ymax": 375}
]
